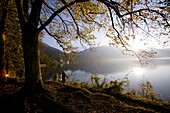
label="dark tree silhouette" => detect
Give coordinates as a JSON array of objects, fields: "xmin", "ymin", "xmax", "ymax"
[{"xmin": 0, "ymin": 0, "xmax": 9, "ymax": 79}]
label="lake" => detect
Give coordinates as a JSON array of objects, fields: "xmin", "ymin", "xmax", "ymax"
[{"xmin": 43, "ymin": 57, "xmax": 170, "ymax": 101}]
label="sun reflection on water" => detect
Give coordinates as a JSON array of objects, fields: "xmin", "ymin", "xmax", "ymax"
[{"xmin": 133, "ymin": 67, "xmax": 145, "ymax": 76}]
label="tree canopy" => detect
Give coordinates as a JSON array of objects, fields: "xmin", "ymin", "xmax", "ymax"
[{"xmin": 40, "ymin": 0, "xmax": 169, "ymax": 61}]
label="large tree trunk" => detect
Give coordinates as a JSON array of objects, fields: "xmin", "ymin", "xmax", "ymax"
[
  {"xmin": 0, "ymin": 31, "xmax": 5, "ymax": 79},
  {"xmin": 0, "ymin": 0, "xmax": 9, "ymax": 79},
  {"xmin": 21, "ymin": 24, "xmax": 43, "ymax": 94},
  {"xmin": 14, "ymin": 0, "xmax": 44, "ymax": 94}
]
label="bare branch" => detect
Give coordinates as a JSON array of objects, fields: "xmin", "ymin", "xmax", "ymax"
[
  {"xmin": 145, "ymin": 0, "xmax": 150, "ymax": 9},
  {"xmin": 130, "ymin": 0, "xmax": 134, "ymax": 33},
  {"xmin": 80, "ymin": 7, "xmax": 104, "ymax": 27},
  {"xmin": 42, "ymin": 0, "xmax": 55, "ymax": 12},
  {"xmin": 15, "ymin": 0, "xmax": 26, "ymax": 28},
  {"xmin": 122, "ymin": 8, "xmax": 150, "ymax": 17},
  {"xmin": 38, "ymin": 0, "xmax": 89, "ymax": 32},
  {"xmin": 68, "ymin": 7, "xmax": 91, "ymax": 46},
  {"xmin": 42, "ymin": 1, "xmax": 71, "ymax": 34},
  {"xmin": 108, "ymin": 7, "xmax": 121, "ymax": 41},
  {"xmin": 98, "ymin": 0, "xmax": 122, "ymax": 18},
  {"xmin": 40, "ymin": 20, "xmax": 69, "ymax": 58},
  {"xmin": 108, "ymin": 6, "xmax": 142, "ymax": 64},
  {"xmin": 60, "ymin": 0, "xmax": 92, "ymax": 46},
  {"xmin": 122, "ymin": 8, "xmax": 170, "ymax": 27},
  {"xmin": 132, "ymin": 21, "xmax": 160, "ymax": 42}
]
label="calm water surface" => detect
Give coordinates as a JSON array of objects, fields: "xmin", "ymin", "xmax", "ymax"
[{"xmin": 43, "ymin": 58, "xmax": 170, "ymax": 101}]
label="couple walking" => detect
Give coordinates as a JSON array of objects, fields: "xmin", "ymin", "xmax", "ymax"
[{"xmin": 59, "ymin": 70, "xmax": 67, "ymax": 83}]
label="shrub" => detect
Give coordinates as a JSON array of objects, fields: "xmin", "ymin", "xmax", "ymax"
[{"xmin": 139, "ymin": 80, "xmax": 162, "ymax": 101}]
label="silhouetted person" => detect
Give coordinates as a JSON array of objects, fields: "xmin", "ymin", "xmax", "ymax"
[
  {"xmin": 58, "ymin": 72, "xmax": 62, "ymax": 82},
  {"xmin": 62, "ymin": 70, "xmax": 67, "ymax": 83}
]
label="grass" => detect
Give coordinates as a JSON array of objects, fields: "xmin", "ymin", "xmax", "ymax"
[
  {"xmin": 45, "ymin": 80, "xmax": 170, "ymax": 112},
  {"xmin": 62, "ymin": 74, "xmax": 170, "ymax": 112},
  {"xmin": 44, "ymin": 81, "xmax": 156, "ymax": 112},
  {"xmin": 0, "ymin": 77, "xmax": 170, "ymax": 112}
]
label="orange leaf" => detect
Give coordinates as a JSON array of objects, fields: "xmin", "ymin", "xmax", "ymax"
[{"xmin": 155, "ymin": 16, "xmax": 158, "ymax": 19}]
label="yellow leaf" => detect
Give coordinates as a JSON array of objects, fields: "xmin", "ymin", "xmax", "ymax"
[
  {"xmin": 151, "ymin": 16, "xmax": 154, "ymax": 20},
  {"xmin": 59, "ymin": 24, "xmax": 62, "ymax": 27},
  {"xmin": 163, "ymin": 7, "xmax": 170, "ymax": 13},
  {"xmin": 132, "ymin": 15, "xmax": 135, "ymax": 19},
  {"xmin": 125, "ymin": 36, "xmax": 129, "ymax": 40}
]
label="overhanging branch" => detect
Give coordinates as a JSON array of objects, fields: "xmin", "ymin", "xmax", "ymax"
[
  {"xmin": 108, "ymin": 6, "xmax": 142, "ymax": 64},
  {"xmin": 38, "ymin": 0, "xmax": 89, "ymax": 32}
]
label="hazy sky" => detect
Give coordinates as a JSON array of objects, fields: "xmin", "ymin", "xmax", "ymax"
[
  {"xmin": 42, "ymin": 29, "xmax": 169, "ymax": 52},
  {"xmin": 42, "ymin": 30, "xmax": 111, "ymax": 51}
]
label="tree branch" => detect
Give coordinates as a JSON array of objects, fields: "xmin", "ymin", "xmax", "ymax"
[
  {"xmin": 29, "ymin": 0, "xmax": 42, "ymax": 28},
  {"xmin": 37, "ymin": 0, "xmax": 89, "ymax": 32},
  {"xmin": 42, "ymin": 24, "xmax": 69, "ymax": 59},
  {"xmin": 98, "ymin": 0, "xmax": 122, "ymax": 17},
  {"xmin": 60, "ymin": 0, "xmax": 91, "ymax": 46},
  {"xmin": 122, "ymin": 8, "xmax": 170, "ymax": 26},
  {"xmin": 42, "ymin": 0, "xmax": 55, "ymax": 12},
  {"xmin": 108, "ymin": 6, "xmax": 142, "ymax": 64},
  {"xmin": 15, "ymin": 0, "xmax": 26, "ymax": 29},
  {"xmin": 80, "ymin": 7, "xmax": 103, "ymax": 27},
  {"xmin": 57, "ymin": 14, "xmax": 71, "ymax": 34},
  {"xmin": 122, "ymin": 8, "xmax": 150, "ymax": 17},
  {"xmin": 68, "ymin": 7, "xmax": 91, "ymax": 46}
]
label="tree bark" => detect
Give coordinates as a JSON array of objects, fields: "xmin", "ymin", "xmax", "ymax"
[
  {"xmin": 0, "ymin": 0, "xmax": 9, "ymax": 79},
  {"xmin": 21, "ymin": 24, "xmax": 43, "ymax": 94},
  {"xmin": 14, "ymin": 0, "xmax": 44, "ymax": 94},
  {"xmin": 0, "ymin": 30, "xmax": 5, "ymax": 79}
]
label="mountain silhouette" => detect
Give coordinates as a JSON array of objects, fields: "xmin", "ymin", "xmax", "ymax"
[{"xmin": 42, "ymin": 42, "xmax": 63, "ymax": 60}]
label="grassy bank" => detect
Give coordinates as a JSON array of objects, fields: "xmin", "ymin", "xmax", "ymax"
[{"xmin": 0, "ymin": 79, "xmax": 170, "ymax": 112}]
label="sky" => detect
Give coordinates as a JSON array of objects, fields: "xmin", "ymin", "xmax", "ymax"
[
  {"xmin": 42, "ymin": 29, "xmax": 170, "ymax": 52},
  {"xmin": 42, "ymin": 30, "xmax": 111, "ymax": 51}
]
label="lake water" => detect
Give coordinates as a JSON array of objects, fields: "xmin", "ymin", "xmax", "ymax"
[{"xmin": 43, "ymin": 58, "xmax": 170, "ymax": 101}]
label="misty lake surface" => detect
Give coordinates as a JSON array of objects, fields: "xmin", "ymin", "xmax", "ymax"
[{"xmin": 43, "ymin": 57, "xmax": 170, "ymax": 101}]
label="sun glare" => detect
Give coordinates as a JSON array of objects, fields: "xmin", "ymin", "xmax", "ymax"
[
  {"xmin": 131, "ymin": 41, "xmax": 146, "ymax": 52},
  {"xmin": 133, "ymin": 67, "xmax": 145, "ymax": 76},
  {"xmin": 130, "ymin": 35, "xmax": 148, "ymax": 52}
]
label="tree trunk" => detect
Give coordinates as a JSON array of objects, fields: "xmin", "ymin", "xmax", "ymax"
[
  {"xmin": 21, "ymin": 24, "xmax": 43, "ymax": 94},
  {"xmin": 0, "ymin": 31, "xmax": 5, "ymax": 79},
  {"xmin": 0, "ymin": 0, "xmax": 9, "ymax": 79},
  {"xmin": 14, "ymin": 0, "xmax": 44, "ymax": 94}
]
